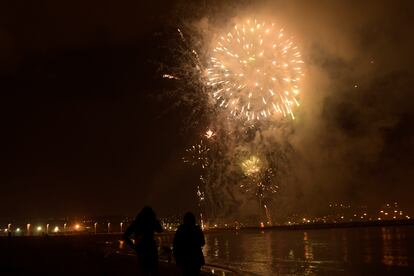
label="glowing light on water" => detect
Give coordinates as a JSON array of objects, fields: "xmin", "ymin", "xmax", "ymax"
[{"xmin": 207, "ymin": 18, "xmax": 304, "ymax": 120}]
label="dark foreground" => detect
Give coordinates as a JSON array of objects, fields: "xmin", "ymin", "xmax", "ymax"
[
  {"xmin": 0, "ymin": 234, "xmax": 220, "ymax": 275},
  {"xmin": 1, "ymin": 225, "xmax": 414, "ymax": 275}
]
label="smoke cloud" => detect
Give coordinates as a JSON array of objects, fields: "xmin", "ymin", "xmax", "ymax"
[{"xmin": 169, "ymin": 0, "xmax": 414, "ymax": 220}]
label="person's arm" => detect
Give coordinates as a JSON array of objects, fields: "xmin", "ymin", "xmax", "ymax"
[
  {"xmin": 199, "ymin": 226, "xmax": 205, "ymax": 247},
  {"xmin": 172, "ymin": 231, "xmax": 178, "ymax": 255},
  {"xmin": 172, "ymin": 228, "xmax": 182, "ymax": 263},
  {"xmin": 123, "ymin": 220, "xmax": 137, "ymax": 249}
]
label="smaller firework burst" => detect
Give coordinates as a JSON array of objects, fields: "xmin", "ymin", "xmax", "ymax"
[
  {"xmin": 240, "ymin": 158, "xmax": 279, "ymax": 198},
  {"xmin": 204, "ymin": 129, "xmax": 216, "ymax": 139},
  {"xmin": 241, "ymin": 155, "xmax": 261, "ymax": 176},
  {"xmin": 260, "ymin": 168, "xmax": 279, "ymax": 195},
  {"xmin": 183, "ymin": 140, "xmax": 210, "ymax": 169}
]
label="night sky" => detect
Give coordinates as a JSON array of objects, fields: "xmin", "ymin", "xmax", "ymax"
[{"xmin": 1, "ymin": 0, "xmax": 413, "ymax": 221}]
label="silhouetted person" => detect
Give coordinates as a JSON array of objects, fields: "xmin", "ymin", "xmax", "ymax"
[
  {"xmin": 173, "ymin": 212, "xmax": 205, "ymax": 276},
  {"xmin": 123, "ymin": 206, "xmax": 163, "ymax": 275}
]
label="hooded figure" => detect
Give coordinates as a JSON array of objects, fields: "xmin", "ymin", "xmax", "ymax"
[{"xmin": 173, "ymin": 212, "xmax": 205, "ymax": 276}]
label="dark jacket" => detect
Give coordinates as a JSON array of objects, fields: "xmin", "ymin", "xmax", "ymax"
[{"xmin": 173, "ymin": 224, "xmax": 205, "ymax": 268}]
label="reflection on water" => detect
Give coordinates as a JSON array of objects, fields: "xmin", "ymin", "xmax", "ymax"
[
  {"xmin": 204, "ymin": 226, "xmax": 414, "ymax": 275},
  {"xmin": 382, "ymin": 227, "xmax": 408, "ymax": 267}
]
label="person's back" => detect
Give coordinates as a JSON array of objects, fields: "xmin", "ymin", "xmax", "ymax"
[
  {"xmin": 123, "ymin": 206, "xmax": 163, "ymax": 276},
  {"xmin": 173, "ymin": 212, "xmax": 205, "ymax": 276}
]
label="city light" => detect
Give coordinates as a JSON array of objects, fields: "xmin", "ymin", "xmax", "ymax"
[{"xmin": 1, "ymin": 201, "xmax": 410, "ymax": 236}]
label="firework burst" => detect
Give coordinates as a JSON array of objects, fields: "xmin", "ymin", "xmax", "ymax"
[
  {"xmin": 204, "ymin": 129, "xmax": 216, "ymax": 139},
  {"xmin": 182, "ymin": 140, "xmax": 210, "ymax": 169},
  {"xmin": 166, "ymin": 15, "xmax": 302, "ymax": 222},
  {"xmin": 240, "ymin": 156, "xmax": 278, "ymax": 197},
  {"xmin": 207, "ymin": 18, "xmax": 304, "ymax": 121},
  {"xmin": 241, "ymin": 155, "xmax": 261, "ymax": 176}
]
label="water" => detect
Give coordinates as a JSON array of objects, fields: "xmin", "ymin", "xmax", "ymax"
[{"xmin": 202, "ymin": 226, "xmax": 414, "ymax": 275}]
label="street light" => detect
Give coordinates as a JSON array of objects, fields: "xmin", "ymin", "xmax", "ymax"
[
  {"xmin": 120, "ymin": 222, "xmax": 123, "ymax": 233},
  {"xmin": 107, "ymin": 222, "xmax": 111, "ymax": 233},
  {"xmin": 94, "ymin": 222, "xmax": 97, "ymax": 234}
]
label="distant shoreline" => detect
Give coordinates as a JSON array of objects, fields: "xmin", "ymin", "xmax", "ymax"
[
  {"xmin": 204, "ymin": 219, "xmax": 414, "ymax": 232},
  {"xmin": 1, "ymin": 219, "xmax": 413, "ymax": 239}
]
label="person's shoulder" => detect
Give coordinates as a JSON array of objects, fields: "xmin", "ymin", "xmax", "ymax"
[
  {"xmin": 176, "ymin": 224, "xmax": 186, "ymax": 232},
  {"xmin": 196, "ymin": 225, "xmax": 203, "ymax": 231}
]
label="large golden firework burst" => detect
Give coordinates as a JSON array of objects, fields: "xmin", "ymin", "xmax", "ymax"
[{"xmin": 207, "ymin": 18, "xmax": 304, "ymax": 121}]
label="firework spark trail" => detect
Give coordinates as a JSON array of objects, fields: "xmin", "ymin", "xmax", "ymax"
[
  {"xmin": 264, "ymin": 204, "xmax": 273, "ymax": 225},
  {"xmin": 207, "ymin": 18, "xmax": 304, "ymax": 121},
  {"xmin": 178, "ymin": 28, "xmax": 204, "ymax": 73},
  {"xmin": 162, "ymin": 74, "xmax": 180, "ymax": 80},
  {"xmin": 163, "ymin": 29, "xmax": 201, "ymax": 80}
]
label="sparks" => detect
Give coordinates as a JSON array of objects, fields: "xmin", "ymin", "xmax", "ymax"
[
  {"xmin": 163, "ymin": 74, "xmax": 180, "ymax": 80},
  {"xmin": 241, "ymin": 155, "xmax": 261, "ymax": 176},
  {"xmin": 204, "ymin": 129, "xmax": 216, "ymax": 139},
  {"xmin": 183, "ymin": 140, "xmax": 210, "ymax": 169},
  {"xmin": 208, "ymin": 18, "xmax": 304, "ymax": 120}
]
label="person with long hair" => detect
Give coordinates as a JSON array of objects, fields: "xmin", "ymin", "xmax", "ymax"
[{"xmin": 123, "ymin": 206, "xmax": 163, "ymax": 275}]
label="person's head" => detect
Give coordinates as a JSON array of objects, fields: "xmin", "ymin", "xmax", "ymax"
[
  {"xmin": 136, "ymin": 206, "xmax": 156, "ymax": 221},
  {"xmin": 183, "ymin": 212, "xmax": 196, "ymax": 226}
]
